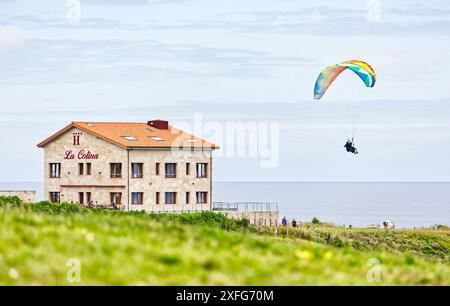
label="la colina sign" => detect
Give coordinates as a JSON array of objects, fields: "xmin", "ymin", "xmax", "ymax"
[{"xmin": 64, "ymin": 149, "xmax": 99, "ymax": 160}]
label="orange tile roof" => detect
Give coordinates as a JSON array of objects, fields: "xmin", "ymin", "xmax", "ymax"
[{"xmin": 37, "ymin": 121, "xmax": 219, "ymax": 150}]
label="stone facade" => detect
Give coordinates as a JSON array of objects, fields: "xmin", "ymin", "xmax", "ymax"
[
  {"xmin": 42, "ymin": 126, "xmax": 213, "ymax": 211},
  {"xmin": 0, "ymin": 190, "xmax": 36, "ymax": 202}
]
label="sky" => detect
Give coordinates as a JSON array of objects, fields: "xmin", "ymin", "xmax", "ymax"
[{"xmin": 0, "ymin": 0, "xmax": 450, "ymax": 182}]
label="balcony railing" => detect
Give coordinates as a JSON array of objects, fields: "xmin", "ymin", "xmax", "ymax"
[{"xmin": 212, "ymin": 202, "xmax": 278, "ymax": 212}]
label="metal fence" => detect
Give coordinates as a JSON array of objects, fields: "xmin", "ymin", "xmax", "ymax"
[
  {"xmin": 79, "ymin": 202, "xmax": 278, "ymax": 214},
  {"xmin": 144, "ymin": 209, "xmax": 210, "ymax": 214},
  {"xmin": 212, "ymin": 202, "xmax": 278, "ymax": 212}
]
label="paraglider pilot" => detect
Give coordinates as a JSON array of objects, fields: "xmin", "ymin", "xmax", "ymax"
[{"xmin": 344, "ymin": 138, "xmax": 358, "ymax": 154}]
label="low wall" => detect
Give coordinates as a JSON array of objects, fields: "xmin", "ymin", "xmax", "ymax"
[
  {"xmin": 220, "ymin": 211, "xmax": 279, "ymax": 227},
  {"xmin": 0, "ymin": 190, "xmax": 36, "ymax": 203}
]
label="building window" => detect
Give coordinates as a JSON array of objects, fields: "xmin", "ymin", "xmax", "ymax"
[
  {"xmin": 131, "ymin": 192, "xmax": 143, "ymax": 205},
  {"xmin": 186, "ymin": 163, "xmax": 190, "ymax": 175},
  {"xmin": 86, "ymin": 192, "xmax": 92, "ymax": 205},
  {"xmin": 79, "ymin": 163, "xmax": 92, "ymax": 175},
  {"xmin": 165, "ymin": 192, "xmax": 176, "ymax": 204},
  {"xmin": 110, "ymin": 163, "xmax": 122, "ymax": 178},
  {"xmin": 156, "ymin": 192, "xmax": 160, "ymax": 205},
  {"xmin": 196, "ymin": 163, "xmax": 208, "ymax": 178},
  {"xmin": 149, "ymin": 136, "xmax": 164, "ymax": 142},
  {"xmin": 121, "ymin": 136, "xmax": 138, "ymax": 141},
  {"xmin": 79, "ymin": 192, "xmax": 84, "ymax": 205},
  {"xmin": 186, "ymin": 192, "xmax": 190, "ymax": 204},
  {"xmin": 49, "ymin": 192, "xmax": 60, "ymax": 203},
  {"xmin": 110, "ymin": 192, "xmax": 122, "ymax": 205},
  {"xmin": 165, "ymin": 163, "xmax": 176, "ymax": 178},
  {"xmin": 131, "ymin": 163, "xmax": 143, "ymax": 178},
  {"xmin": 49, "ymin": 163, "xmax": 61, "ymax": 178},
  {"xmin": 156, "ymin": 163, "xmax": 160, "ymax": 175},
  {"xmin": 196, "ymin": 192, "xmax": 208, "ymax": 204}
]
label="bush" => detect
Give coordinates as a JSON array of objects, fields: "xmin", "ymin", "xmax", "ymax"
[
  {"xmin": 236, "ymin": 218, "xmax": 250, "ymax": 228},
  {"xmin": 312, "ymin": 217, "xmax": 320, "ymax": 224},
  {"xmin": 330, "ymin": 235, "xmax": 344, "ymax": 247},
  {"xmin": 0, "ymin": 195, "xmax": 22, "ymax": 205},
  {"xmin": 30, "ymin": 201, "xmax": 84, "ymax": 214},
  {"xmin": 170, "ymin": 211, "xmax": 237, "ymax": 231},
  {"xmin": 434, "ymin": 225, "xmax": 449, "ymax": 231},
  {"xmin": 0, "ymin": 199, "xmax": 264, "ymax": 234}
]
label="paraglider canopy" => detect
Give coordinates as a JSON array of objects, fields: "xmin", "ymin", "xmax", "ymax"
[{"xmin": 314, "ymin": 60, "xmax": 376, "ymax": 100}]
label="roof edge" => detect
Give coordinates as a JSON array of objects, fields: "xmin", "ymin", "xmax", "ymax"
[
  {"xmin": 72, "ymin": 122, "xmax": 127, "ymax": 149},
  {"xmin": 37, "ymin": 122, "xmax": 75, "ymax": 148},
  {"xmin": 37, "ymin": 122, "xmax": 127, "ymax": 149},
  {"xmin": 126, "ymin": 146, "xmax": 219, "ymax": 150},
  {"xmin": 37, "ymin": 121, "xmax": 219, "ymax": 150}
]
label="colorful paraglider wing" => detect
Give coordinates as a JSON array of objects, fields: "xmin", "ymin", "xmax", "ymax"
[
  {"xmin": 341, "ymin": 60, "xmax": 376, "ymax": 88},
  {"xmin": 314, "ymin": 60, "xmax": 376, "ymax": 100},
  {"xmin": 314, "ymin": 65, "xmax": 347, "ymax": 100}
]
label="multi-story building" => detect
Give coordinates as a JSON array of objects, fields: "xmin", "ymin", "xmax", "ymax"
[{"xmin": 37, "ymin": 120, "xmax": 218, "ymax": 212}]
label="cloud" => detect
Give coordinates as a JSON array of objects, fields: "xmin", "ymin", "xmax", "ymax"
[
  {"xmin": 0, "ymin": 38, "xmax": 315, "ymax": 85},
  {"xmin": 0, "ymin": 26, "xmax": 26, "ymax": 49},
  {"xmin": 4, "ymin": 4, "xmax": 450, "ymax": 36},
  {"xmin": 171, "ymin": 15, "xmax": 450, "ymax": 37},
  {"xmin": 140, "ymin": 5, "xmax": 450, "ymax": 36},
  {"xmin": 82, "ymin": 0, "xmax": 183, "ymax": 5},
  {"xmin": 0, "ymin": 15, "xmax": 136, "ymax": 30},
  {"xmin": 386, "ymin": 6, "xmax": 450, "ymax": 18}
]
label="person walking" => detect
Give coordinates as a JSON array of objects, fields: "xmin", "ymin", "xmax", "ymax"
[{"xmin": 282, "ymin": 216, "xmax": 288, "ymax": 227}]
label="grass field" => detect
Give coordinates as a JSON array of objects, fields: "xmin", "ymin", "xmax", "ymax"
[
  {"xmin": 255, "ymin": 222, "xmax": 450, "ymax": 263},
  {"xmin": 0, "ymin": 197, "xmax": 449, "ymax": 285}
]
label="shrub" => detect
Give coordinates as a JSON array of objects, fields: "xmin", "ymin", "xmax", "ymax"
[
  {"xmin": 1, "ymin": 200, "xmax": 241, "ymax": 231},
  {"xmin": 0, "ymin": 195, "xmax": 22, "ymax": 205},
  {"xmin": 236, "ymin": 218, "xmax": 250, "ymax": 229},
  {"xmin": 31, "ymin": 201, "xmax": 83, "ymax": 214},
  {"xmin": 330, "ymin": 235, "xmax": 344, "ymax": 247},
  {"xmin": 435, "ymin": 225, "xmax": 449, "ymax": 231},
  {"xmin": 149, "ymin": 211, "xmax": 238, "ymax": 231},
  {"xmin": 312, "ymin": 217, "xmax": 320, "ymax": 224}
]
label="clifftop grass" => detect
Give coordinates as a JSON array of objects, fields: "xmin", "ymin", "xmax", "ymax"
[
  {"xmin": 0, "ymin": 197, "xmax": 449, "ymax": 285},
  {"xmin": 255, "ymin": 223, "xmax": 450, "ymax": 263}
]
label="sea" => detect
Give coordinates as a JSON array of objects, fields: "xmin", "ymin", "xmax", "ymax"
[{"xmin": 1, "ymin": 181, "xmax": 449, "ymax": 229}]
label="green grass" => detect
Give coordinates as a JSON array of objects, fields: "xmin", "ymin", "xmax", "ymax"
[
  {"xmin": 0, "ymin": 197, "xmax": 449, "ymax": 285},
  {"xmin": 255, "ymin": 223, "xmax": 450, "ymax": 263},
  {"xmin": 317, "ymin": 227, "xmax": 450, "ymax": 262}
]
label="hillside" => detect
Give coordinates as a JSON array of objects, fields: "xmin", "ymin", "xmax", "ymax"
[
  {"xmin": 255, "ymin": 222, "xmax": 450, "ymax": 263},
  {"xmin": 0, "ymin": 198, "xmax": 449, "ymax": 285}
]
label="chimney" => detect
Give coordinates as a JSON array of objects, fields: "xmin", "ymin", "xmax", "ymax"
[{"xmin": 148, "ymin": 120, "xmax": 169, "ymax": 129}]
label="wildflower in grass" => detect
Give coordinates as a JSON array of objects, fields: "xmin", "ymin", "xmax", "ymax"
[
  {"xmin": 8, "ymin": 268, "xmax": 19, "ymax": 279},
  {"xmin": 295, "ymin": 249, "xmax": 314, "ymax": 261},
  {"xmin": 231, "ymin": 245, "xmax": 241, "ymax": 253},
  {"xmin": 86, "ymin": 233, "xmax": 95, "ymax": 243},
  {"xmin": 324, "ymin": 251, "xmax": 333, "ymax": 261}
]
